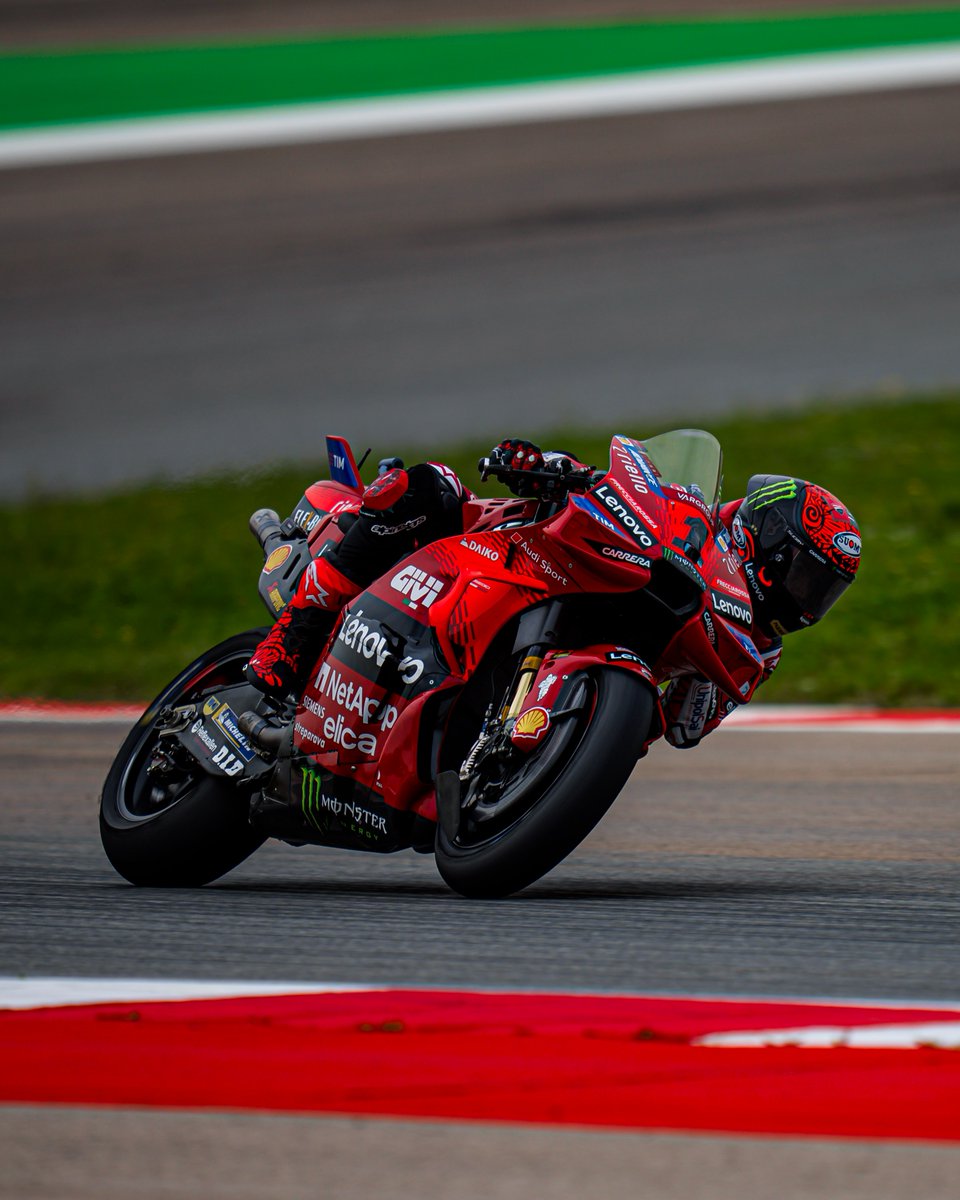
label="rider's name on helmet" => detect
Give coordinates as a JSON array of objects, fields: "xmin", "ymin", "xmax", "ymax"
[
  {"xmin": 710, "ymin": 587, "xmax": 753, "ymax": 627},
  {"xmin": 833, "ymin": 531, "xmax": 861, "ymax": 558},
  {"xmin": 336, "ymin": 609, "xmax": 425, "ymax": 683},
  {"xmin": 592, "ymin": 484, "xmax": 656, "ymax": 548},
  {"xmin": 460, "ymin": 537, "xmax": 500, "ymax": 562},
  {"xmin": 390, "ymin": 565, "xmax": 444, "ymax": 610},
  {"xmin": 586, "ymin": 540, "xmax": 651, "ymax": 569}
]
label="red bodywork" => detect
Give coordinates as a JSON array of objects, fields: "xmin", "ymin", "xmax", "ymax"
[{"xmin": 288, "ymin": 436, "xmax": 764, "ymax": 829}]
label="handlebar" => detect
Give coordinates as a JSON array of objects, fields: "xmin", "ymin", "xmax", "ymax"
[{"xmin": 477, "ymin": 457, "xmax": 597, "ymax": 493}]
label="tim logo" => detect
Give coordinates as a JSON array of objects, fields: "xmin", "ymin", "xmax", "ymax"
[{"xmin": 391, "ymin": 565, "xmax": 444, "ymax": 610}]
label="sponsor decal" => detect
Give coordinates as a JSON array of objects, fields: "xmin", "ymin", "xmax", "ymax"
[
  {"xmin": 268, "ymin": 584, "xmax": 285, "ymax": 613},
  {"xmin": 303, "ymin": 560, "xmax": 332, "ymax": 608},
  {"xmin": 328, "ymin": 499, "xmax": 356, "ymax": 516},
  {"xmin": 592, "ymin": 485, "xmax": 656, "ymax": 548},
  {"xmin": 616, "ymin": 438, "xmax": 665, "ymax": 496},
  {"xmin": 587, "ymin": 540, "xmax": 652, "ymax": 569},
  {"xmin": 702, "ymin": 610, "xmax": 717, "ymax": 645},
  {"xmin": 711, "ymin": 575, "xmax": 750, "ymax": 602},
  {"xmin": 513, "ymin": 707, "xmax": 551, "ymax": 744},
  {"xmin": 212, "ymin": 703, "xmax": 256, "ymax": 762},
  {"xmin": 711, "ymin": 588, "xmax": 753, "ymax": 627},
  {"xmin": 510, "ymin": 535, "xmax": 570, "ymax": 586},
  {"xmin": 190, "ymin": 718, "xmax": 218, "ymax": 753},
  {"xmin": 570, "ymin": 494, "xmax": 619, "ymax": 532},
  {"xmin": 606, "ymin": 648, "xmax": 646, "ymax": 665},
  {"xmin": 302, "ymin": 695, "xmax": 326, "ymax": 719},
  {"xmin": 294, "ymin": 718, "xmax": 325, "ymax": 748},
  {"xmin": 750, "ymin": 479, "xmax": 798, "ymax": 510},
  {"xmin": 663, "ymin": 547, "xmax": 706, "ymax": 588},
  {"xmin": 202, "ymin": 696, "xmax": 220, "ymax": 717},
  {"xmin": 536, "ymin": 673, "xmax": 558, "ymax": 702},
  {"xmin": 314, "ymin": 662, "xmax": 399, "ymax": 732},
  {"xmin": 391, "ymin": 565, "xmax": 444, "ymax": 610},
  {"xmin": 716, "ymin": 529, "xmax": 731, "ymax": 554},
  {"xmin": 336, "ymin": 610, "xmax": 426, "ymax": 683},
  {"xmin": 300, "ymin": 766, "xmax": 387, "ymax": 839},
  {"xmin": 833, "ymin": 530, "xmax": 861, "ymax": 558},
  {"xmin": 613, "ymin": 445, "xmax": 649, "ymax": 497},
  {"xmin": 294, "ymin": 507, "xmax": 321, "ymax": 534},
  {"xmin": 460, "ymin": 537, "xmax": 500, "ymax": 562},
  {"xmin": 321, "ymin": 711, "xmax": 378, "ymax": 757},
  {"xmin": 370, "ymin": 514, "xmax": 427, "ymax": 536},
  {"xmin": 210, "ymin": 745, "xmax": 245, "ymax": 776},
  {"xmin": 262, "ymin": 544, "xmax": 293, "ymax": 574},
  {"xmin": 684, "ymin": 679, "xmax": 714, "ymax": 735}
]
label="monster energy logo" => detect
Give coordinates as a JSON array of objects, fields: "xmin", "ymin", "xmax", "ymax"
[
  {"xmin": 749, "ymin": 479, "xmax": 798, "ymax": 509},
  {"xmin": 299, "ymin": 766, "xmax": 388, "ymax": 838},
  {"xmin": 300, "ymin": 766, "xmax": 329, "ymax": 831}
]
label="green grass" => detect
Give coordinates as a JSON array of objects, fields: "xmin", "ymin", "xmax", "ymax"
[{"xmin": 4, "ymin": 393, "xmax": 959, "ymax": 706}]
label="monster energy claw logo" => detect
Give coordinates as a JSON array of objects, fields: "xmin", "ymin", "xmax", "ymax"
[
  {"xmin": 749, "ymin": 479, "xmax": 798, "ymax": 509},
  {"xmin": 300, "ymin": 766, "xmax": 388, "ymax": 837}
]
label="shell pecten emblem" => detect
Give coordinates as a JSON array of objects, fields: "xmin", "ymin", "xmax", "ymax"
[{"xmin": 512, "ymin": 706, "xmax": 551, "ymax": 745}]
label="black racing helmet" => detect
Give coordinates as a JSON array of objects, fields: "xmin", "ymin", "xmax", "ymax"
[{"xmin": 731, "ymin": 475, "xmax": 861, "ymax": 636}]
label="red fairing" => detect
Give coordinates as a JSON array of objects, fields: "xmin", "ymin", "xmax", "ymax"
[{"xmin": 293, "ymin": 434, "xmax": 766, "ymax": 820}]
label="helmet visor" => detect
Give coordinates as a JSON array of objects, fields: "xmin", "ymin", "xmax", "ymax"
[{"xmin": 778, "ymin": 546, "xmax": 853, "ymax": 623}]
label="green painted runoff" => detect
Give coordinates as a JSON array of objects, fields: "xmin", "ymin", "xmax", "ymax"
[{"xmin": 2, "ymin": 8, "xmax": 960, "ymax": 130}]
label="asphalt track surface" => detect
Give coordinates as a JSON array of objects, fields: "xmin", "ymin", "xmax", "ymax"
[
  {"xmin": 4, "ymin": 723, "xmax": 958, "ymax": 996},
  {"xmin": 3, "ymin": 82, "xmax": 960, "ymax": 497},
  {"xmin": 2, "ymin": 720, "xmax": 960, "ymax": 1197}
]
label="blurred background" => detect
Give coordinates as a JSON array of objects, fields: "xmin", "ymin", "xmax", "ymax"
[{"xmin": 2, "ymin": 1, "xmax": 959, "ymax": 703}]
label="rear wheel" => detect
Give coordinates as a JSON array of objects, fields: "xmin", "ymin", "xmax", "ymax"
[
  {"xmin": 99, "ymin": 630, "xmax": 269, "ymax": 887},
  {"xmin": 435, "ymin": 668, "xmax": 653, "ymax": 898}
]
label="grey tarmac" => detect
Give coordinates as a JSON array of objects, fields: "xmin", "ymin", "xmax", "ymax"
[
  {"xmin": 2, "ymin": 721, "xmax": 959, "ymax": 1198},
  {"xmin": 3, "ymin": 83, "xmax": 960, "ymax": 498}
]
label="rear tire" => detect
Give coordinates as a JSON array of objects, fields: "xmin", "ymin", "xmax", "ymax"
[
  {"xmin": 99, "ymin": 630, "xmax": 269, "ymax": 887},
  {"xmin": 435, "ymin": 669, "xmax": 653, "ymax": 898}
]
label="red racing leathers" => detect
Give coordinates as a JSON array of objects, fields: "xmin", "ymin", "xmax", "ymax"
[{"xmin": 662, "ymin": 498, "xmax": 782, "ymax": 748}]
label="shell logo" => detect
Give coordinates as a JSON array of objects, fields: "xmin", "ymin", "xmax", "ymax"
[
  {"xmin": 262, "ymin": 544, "xmax": 293, "ymax": 574},
  {"xmin": 513, "ymin": 707, "xmax": 551, "ymax": 743}
]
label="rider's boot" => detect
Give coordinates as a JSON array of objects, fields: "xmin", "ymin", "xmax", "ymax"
[{"xmin": 245, "ymin": 555, "xmax": 358, "ymax": 698}]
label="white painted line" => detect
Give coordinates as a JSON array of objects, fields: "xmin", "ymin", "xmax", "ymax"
[
  {"xmin": 697, "ymin": 1021, "xmax": 960, "ymax": 1049},
  {"xmin": 0, "ymin": 977, "xmax": 380, "ymax": 1010},
  {"xmin": 2, "ymin": 43, "xmax": 960, "ymax": 169}
]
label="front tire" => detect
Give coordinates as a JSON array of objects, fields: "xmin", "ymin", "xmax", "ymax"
[
  {"xmin": 100, "ymin": 630, "xmax": 269, "ymax": 887},
  {"xmin": 435, "ymin": 669, "xmax": 653, "ymax": 898}
]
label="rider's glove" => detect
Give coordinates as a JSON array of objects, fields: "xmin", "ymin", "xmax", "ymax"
[
  {"xmin": 664, "ymin": 675, "xmax": 718, "ymax": 749},
  {"xmin": 492, "ymin": 438, "xmax": 547, "ymax": 496}
]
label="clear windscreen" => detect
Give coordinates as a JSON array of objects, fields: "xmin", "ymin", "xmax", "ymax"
[{"xmin": 636, "ymin": 429, "xmax": 723, "ymax": 507}]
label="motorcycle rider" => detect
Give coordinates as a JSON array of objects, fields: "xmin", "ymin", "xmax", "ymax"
[{"xmin": 246, "ymin": 440, "xmax": 860, "ymax": 747}]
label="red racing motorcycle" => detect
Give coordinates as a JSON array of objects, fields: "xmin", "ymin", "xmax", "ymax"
[{"xmin": 101, "ymin": 429, "xmax": 764, "ymax": 897}]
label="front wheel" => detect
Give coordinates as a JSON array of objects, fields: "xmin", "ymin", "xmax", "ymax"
[
  {"xmin": 435, "ymin": 669, "xmax": 654, "ymax": 898},
  {"xmin": 99, "ymin": 629, "xmax": 269, "ymax": 887}
]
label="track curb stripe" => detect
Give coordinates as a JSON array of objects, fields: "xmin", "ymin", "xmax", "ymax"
[
  {"xmin": 3, "ymin": 700, "xmax": 959, "ymax": 731},
  {"xmin": 3, "ymin": 982, "xmax": 959, "ymax": 1139}
]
